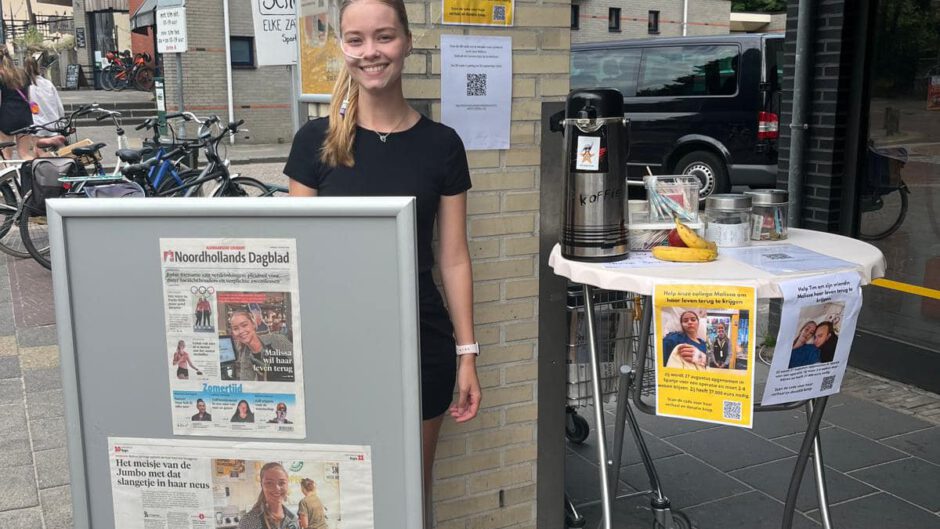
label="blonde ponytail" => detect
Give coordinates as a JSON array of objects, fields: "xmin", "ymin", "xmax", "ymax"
[{"xmin": 320, "ymin": 66, "xmax": 360, "ymax": 168}]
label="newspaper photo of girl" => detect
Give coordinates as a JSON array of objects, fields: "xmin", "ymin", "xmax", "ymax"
[
  {"xmin": 217, "ymin": 292, "xmax": 295, "ymax": 382},
  {"xmin": 172, "ymin": 340, "xmax": 202, "ymax": 379}
]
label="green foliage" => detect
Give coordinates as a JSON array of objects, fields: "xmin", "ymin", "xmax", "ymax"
[
  {"xmin": 731, "ymin": 0, "xmax": 787, "ymax": 13},
  {"xmin": 13, "ymin": 26, "xmax": 44, "ymax": 52}
]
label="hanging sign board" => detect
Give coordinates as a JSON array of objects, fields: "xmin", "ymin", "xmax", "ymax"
[
  {"xmin": 157, "ymin": 6, "xmax": 188, "ymax": 53},
  {"xmin": 442, "ymin": 0, "xmax": 514, "ymax": 26},
  {"xmin": 298, "ymin": 0, "xmax": 343, "ymax": 96},
  {"xmin": 251, "ymin": 0, "xmax": 298, "ymax": 66}
]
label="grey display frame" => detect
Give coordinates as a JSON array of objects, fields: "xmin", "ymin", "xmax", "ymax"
[{"xmin": 48, "ymin": 197, "xmax": 424, "ymax": 529}]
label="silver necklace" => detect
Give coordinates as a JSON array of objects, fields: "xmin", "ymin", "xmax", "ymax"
[{"xmin": 376, "ymin": 113, "xmax": 408, "ymax": 143}]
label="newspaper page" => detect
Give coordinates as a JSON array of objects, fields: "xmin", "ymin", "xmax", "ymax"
[
  {"xmin": 761, "ymin": 272, "xmax": 863, "ymax": 406},
  {"xmin": 161, "ymin": 238, "xmax": 305, "ymax": 438},
  {"xmin": 108, "ymin": 437, "xmax": 373, "ymax": 529},
  {"xmin": 654, "ymin": 283, "xmax": 757, "ymax": 428}
]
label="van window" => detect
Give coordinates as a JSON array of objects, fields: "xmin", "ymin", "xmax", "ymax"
[
  {"xmin": 764, "ymin": 38, "xmax": 783, "ymax": 92},
  {"xmin": 571, "ymin": 49, "xmax": 642, "ymax": 97},
  {"xmin": 637, "ymin": 45, "xmax": 740, "ymax": 97}
]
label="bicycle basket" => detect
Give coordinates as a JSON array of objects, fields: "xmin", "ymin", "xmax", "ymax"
[
  {"xmin": 25, "ymin": 158, "xmax": 78, "ymax": 215},
  {"xmin": 866, "ymin": 144, "xmax": 907, "ymax": 190},
  {"xmin": 83, "ymin": 181, "xmax": 145, "ymax": 198}
]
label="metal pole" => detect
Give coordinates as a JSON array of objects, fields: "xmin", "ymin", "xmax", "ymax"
[
  {"xmin": 290, "ymin": 64, "xmax": 301, "ymax": 133},
  {"xmin": 222, "ymin": 0, "xmax": 235, "ymax": 144},
  {"xmin": 807, "ymin": 400, "xmax": 833, "ymax": 529},
  {"xmin": 582, "ymin": 285, "xmax": 613, "ymax": 529},
  {"xmin": 786, "ymin": 0, "xmax": 816, "ymax": 229},
  {"xmin": 682, "ymin": 0, "xmax": 689, "ymax": 36},
  {"xmin": 175, "ymin": 53, "xmax": 184, "ymax": 112}
]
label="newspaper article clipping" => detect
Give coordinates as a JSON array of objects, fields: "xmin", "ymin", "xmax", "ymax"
[
  {"xmin": 108, "ymin": 438, "xmax": 373, "ymax": 529},
  {"xmin": 761, "ymin": 272, "xmax": 862, "ymax": 405},
  {"xmin": 161, "ymin": 238, "xmax": 305, "ymax": 438}
]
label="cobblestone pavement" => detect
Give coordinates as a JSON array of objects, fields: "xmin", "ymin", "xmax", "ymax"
[{"xmin": 0, "ymin": 160, "xmax": 936, "ymax": 527}]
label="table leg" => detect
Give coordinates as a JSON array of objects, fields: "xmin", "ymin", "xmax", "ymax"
[
  {"xmin": 782, "ymin": 396, "xmax": 829, "ymax": 529},
  {"xmin": 807, "ymin": 400, "xmax": 833, "ymax": 529},
  {"xmin": 582, "ymin": 284, "xmax": 613, "ymax": 529}
]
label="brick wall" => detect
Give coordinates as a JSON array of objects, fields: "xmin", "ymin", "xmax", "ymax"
[
  {"xmin": 775, "ymin": 0, "xmax": 859, "ymax": 230},
  {"xmin": 162, "ymin": 0, "xmax": 294, "ymax": 144},
  {"xmin": 572, "ymin": 0, "xmax": 730, "ymax": 43},
  {"xmin": 395, "ymin": 3, "xmax": 570, "ymax": 528}
]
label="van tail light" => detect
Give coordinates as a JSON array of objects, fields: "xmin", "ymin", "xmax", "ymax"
[{"xmin": 758, "ymin": 111, "xmax": 779, "ymax": 140}]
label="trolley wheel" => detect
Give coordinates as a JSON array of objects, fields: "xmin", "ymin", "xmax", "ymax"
[
  {"xmin": 652, "ymin": 510, "xmax": 696, "ymax": 529},
  {"xmin": 566, "ymin": 412, "xmax": 590, "ymax": 444},
  {"xmin": 858, "ymin": 184, "xmax": 909, "ymax": 240},
  {"xmin": 565, "ymin": 512, "xmax": 587, "ymax": 528}
]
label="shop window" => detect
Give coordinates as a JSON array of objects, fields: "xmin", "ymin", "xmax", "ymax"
[
  {"xmin": 230, "ymin": 37, "xmax": 255, "ymax": 68},
  {"xmin": 648, "ymin": 10, "xmax": 660, "ymax": 34},
  {"xmin": 609, "ymin": 8, "xmax": 621, "ymax": 32},
  {"xmin": 571, "ymin": 4, "xmax": 580, "ymax": 30}
]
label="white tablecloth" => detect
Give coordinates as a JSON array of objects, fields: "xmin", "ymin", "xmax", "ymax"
[{"xmin": 548, "ymin": 228, "xmax": 886, "ymax": 298}]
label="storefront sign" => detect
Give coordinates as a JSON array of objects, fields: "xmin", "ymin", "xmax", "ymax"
[
  {"xmin": 761, "ymin": 272, "xmax": 862, "ymax": 406},
  {"xmin": 441, "ymin": 34, "xmax": 512, "ymax": 150},
  {"xmin": 442, "ymin": 0, "xmax": 514, "ymax": 26},
  {"xmin": 156, "ymin": 6, "xmax": 188, "ymax": 53},
  {"xmin": 299, "ymin": 0, "xmax": 343, "ymax": 96},
  {"xmin": 654, "ymin": 283, "xmax": 757, "ymax": 428},
  {"xmin": 252, "ymin": 0, "xmax": 298, "ymax": 66}
]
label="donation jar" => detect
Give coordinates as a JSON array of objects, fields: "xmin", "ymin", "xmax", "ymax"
[
  {"xmin": 560, "ymin": 88, "xmax": 630, "ymax": 262},
  {"xmin": 745, "ymin": 189, "xmax": 789, "ymax": 241},
  {"xmin": 704, "ymin": 194, "xmax": 752, "ymax": 248}
]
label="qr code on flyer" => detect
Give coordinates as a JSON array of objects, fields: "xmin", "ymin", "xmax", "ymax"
[
  {"xmin": 723, "ymin": 400, "xmax": 743, "ymax": 421},
  {"xmin": 820, "ymin": 375, "xmax": 836, "ymax": 391},
  {"xmin": 466, "ymin": 73, "xmax": 487, "ymax": 96},
  {"xmin": 492, "ymin": 4, "xmax": 507, "ymax": 22}
]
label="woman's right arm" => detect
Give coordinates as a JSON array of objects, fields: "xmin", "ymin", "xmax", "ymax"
[{"xmin": 289, "ymin": 179, "xmax": 317, "ymax": 197}]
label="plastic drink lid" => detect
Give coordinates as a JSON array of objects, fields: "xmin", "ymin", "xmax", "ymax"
[{"xmin": 744, "ymin": 189, "xmax": 789, "ymax": 205}]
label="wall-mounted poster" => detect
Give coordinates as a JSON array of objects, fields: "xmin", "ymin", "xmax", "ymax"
[
  {"xmin": 654, "ymin": 283, "xmax": 757, "ymax": 428},
  {"xmin": 108, "ymin": 438, "xmax": 374, "ymax": 529},
  {"xmin": 442, "ymin": 0, "xmax": 514, "ymax": 26},
  {"xmin": 299, "ymin": 0, "xmax": 343, "ymax": 96},
  {"xmin": 251, "ymin": 0, "xmax": 298, "ymax": 65},
  {"xmin": 160, "ymin": 238, "xmax": 305, "ymax": 438}
]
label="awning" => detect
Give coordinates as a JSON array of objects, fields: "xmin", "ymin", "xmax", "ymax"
[
  {"xmin": 84, "ymin": 0, "xmax": 129, "ymax": 12},
  {"xmin": 130, "ymin": 0, "xmax": 157, "ymax": 31}
]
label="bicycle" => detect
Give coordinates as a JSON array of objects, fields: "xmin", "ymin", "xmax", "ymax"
[
  {"xmin": 858, "ymin": 142, "xmax": 909, "ymax": 241},
  {"xmin": 102, "ymin": 51, "xmax": 155, "ymax": 92}
]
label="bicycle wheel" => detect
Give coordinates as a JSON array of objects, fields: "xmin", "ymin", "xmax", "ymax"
[
  {"xmin": 134, "ymin": 66, "xmax": 155, "ymax": 91},
  {"xmin": 100, "ymin": 67, "xmax": 116, "ymax": 91},
  {"xmin": 19, "ymin": 192, "xmax": 51, "ymax": 270},
  {"xmin": 0, "ymin": 178, "xmax": 18, "ymax": 238},
  {"xmin": 212, "ymin": 176, "xmax": 279, "ymax": 197},
  {"xmin": 0, "ymin": 168, "xmax": 30, "ymax": 258},
  {"xmin": 859, "ymin": 185, "xmax": 909, "ymax": 241}
]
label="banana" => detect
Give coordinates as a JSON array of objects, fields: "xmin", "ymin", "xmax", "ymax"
[
  {"xmin": 652, "ymin": 245, "xmax": 718, "ymax": 263},
  {"xmin": 674, "ymin": 218, "xmax": 715, "ymax": 250}
]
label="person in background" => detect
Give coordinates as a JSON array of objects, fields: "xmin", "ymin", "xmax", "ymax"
[
  {"xmin": 0, "ymin": 48, "xmax": 35, "ymax": 160},
  {"xmin": 25, "ymin": 56, "xmax": 64, "ymax": 151},
  {"xmin": 238, "ymin": 462, "xmax": 299, "ymax": 529},
  {"xmin": 284, "ymin": 0, "xmax": 481, "ymax": 518},
  {"xmin": 297, "ymin": 478, "xmax": 328, "ymax": 529}
]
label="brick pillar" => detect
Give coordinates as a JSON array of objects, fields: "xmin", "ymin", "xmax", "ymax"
[{"xmin": 776, "ymin": 0, "xmax": 862, "ymax": 232}]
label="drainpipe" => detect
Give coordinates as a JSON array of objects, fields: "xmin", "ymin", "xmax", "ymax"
[
  {"xmin": 786, "ymin": 0, "xmax": 815, "ymax": 228},
  {"xmin": 683, "ymin": 0, "xmax": 689, "ymax": 36},
  {"xmin": 222, "ymin": 0, "xmax": 236, "ymax": 144}
]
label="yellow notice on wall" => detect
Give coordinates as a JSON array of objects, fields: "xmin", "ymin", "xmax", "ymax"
[
  {"xmin": 654, "ymin": 283, "xmax": 757, "ymax": 428},
  {"xmin": 442, "ymin": 0, "xmax": 514, "ymax": 26},
  {"xmin": 299, "ymin": 0, "xmax": 343, "ymax": 96}
]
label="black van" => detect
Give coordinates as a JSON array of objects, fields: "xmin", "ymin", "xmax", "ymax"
[{"xmin": 571, "ymin": 34, "xmax": 784, "ymax": 198}]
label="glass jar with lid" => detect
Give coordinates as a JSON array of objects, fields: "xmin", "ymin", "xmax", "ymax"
[
  {"xmin": 704, "ymin": 194, "xmax": 752, "ymax": 247},
  {"xmin": 744, "ymin": 190, "xmax": 789, "ymax": 241}
]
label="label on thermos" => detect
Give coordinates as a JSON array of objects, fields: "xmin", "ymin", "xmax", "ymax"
[{"xmin": 575, "ymin": 136, "xmax": 601, "ymax": 171}]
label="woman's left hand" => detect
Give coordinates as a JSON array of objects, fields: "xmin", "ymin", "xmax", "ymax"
[{"xmin": 450, "ymin": 356, "xmax": 481, "ymax": 423}]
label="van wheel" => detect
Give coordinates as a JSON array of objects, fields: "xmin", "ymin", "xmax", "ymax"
[{"xmin": 674, "ymin": 151, "xmax": 729, "ymax": 199}]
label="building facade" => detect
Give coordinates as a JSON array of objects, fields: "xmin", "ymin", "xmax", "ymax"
[{"xmin": 571, "ymin": 0, "xmax": 731, "ymax": 43}]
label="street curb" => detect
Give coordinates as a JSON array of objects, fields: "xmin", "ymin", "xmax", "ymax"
[{"xmin": 230, "ymin": 156, "xmax": 288, "ymax": 166}]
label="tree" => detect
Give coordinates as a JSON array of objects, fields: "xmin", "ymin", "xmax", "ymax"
[{"xmin": 731, "ymin": 0, "xmax": 787, "ymax": 12}]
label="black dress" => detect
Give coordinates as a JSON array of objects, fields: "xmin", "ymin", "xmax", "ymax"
[
  {"xmin": 0, "ymin": 83, "xmax": 33, "ymax": 135},
  {"xmin": 284, "ymin": 116, "xmax": 472, "ymax": 420}
]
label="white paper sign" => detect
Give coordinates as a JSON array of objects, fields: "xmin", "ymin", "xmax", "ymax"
[
  {"xmin": 441, "ymin": 34, "xmax": 511, "ymax": 150},
  {"xmin": 575, "ymin": 136, "xmax": 601, "ymax": 171},
  {"xmin": 108, "ymin": 438, "xmax": 374, "ymax": 529},
  {"xmin": 760, "ymin": 272, "xmax": 862, "ymax": 406},
  {"xmin": 156, "ymin": 7, "xmax": 188, "ymax": 53},
  {"xmin": 721, "ymin": 244, "xmax": 857, "ymax": 275},
  {"xmin": 251, "ymin": 0, "xmax": 298, "ymax": 66}
]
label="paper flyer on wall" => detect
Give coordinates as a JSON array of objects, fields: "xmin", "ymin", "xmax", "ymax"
[
  {"xmin": 760, "ymin": 272, "xmax": 863, "ymax": 406},
  {"xmin": 108, "ymin": 437, "xmax": 373, "ymax": 529},
  {"xmin": 160, "ymin": 238, "xmax": 305, "ymax": 438},
  {"xmin": 654, "ymin": 283, "xmax": 757, "ymax": 428},
  {"xmin": 442, "ymin": 0, "xmax": 514, "ymax": 26}
]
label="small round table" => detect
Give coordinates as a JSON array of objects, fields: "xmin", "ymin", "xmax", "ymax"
[{"xmin": 550, "ymin": 228, "xmax": 885, "ymax": 529}]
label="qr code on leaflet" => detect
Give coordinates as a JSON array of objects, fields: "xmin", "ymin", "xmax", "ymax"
[
  {"xmin": 466, "ymin": 73, "xmax": 487, "ymax": 96},
  {"xmin": 820, "ymin": 375, "xmax": 836, "ymax": 391},
  {"xmin": 723, "ymin": 400, "xmax": 743, "ymax": 421},
  {"xmin": 492, "ymin": 4, "xmax": 507, "ymax": 22}
]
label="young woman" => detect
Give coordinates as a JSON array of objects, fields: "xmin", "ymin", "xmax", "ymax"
[
  {"xmin": 231, "ymin": 400, "xmax": 255, "ymax": 423},
  {"xmin": 0, "ymin": 48, "xmax": 35, "ymax": 160},
  {"xmin": 662, "ymin": 310, "xmax": 707, "ymax": 367},
  {"xmin": 296, "ymin": 478, "xmax": 328, "ymax": 529},
  {"xmin": 171, "ymin": 340, "xmax": 202, "ymax": 379},
  {"xmin": 284, "ymin": 0, "xmax": 481, "ymax": 511},
  {"xmin": 238, "ymin": 462, "xmax": 299, "ymax": 529},
  {"xmin": 25, "ymin": 57, "xmax": 64, "ymax": 138}
]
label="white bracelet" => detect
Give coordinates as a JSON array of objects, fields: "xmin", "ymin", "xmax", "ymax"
[{"xmin": 456, "ymin": 342, "xmax": 479, "ymax": 356}]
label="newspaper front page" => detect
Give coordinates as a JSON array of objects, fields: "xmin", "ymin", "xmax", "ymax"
[
  {"xmin": 108, "ymin": 437, "xmax": 373, "ymax": 529},
  {"xmin": 161, "ymin": 238, "xmax": 305, "ymax": 438}
]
